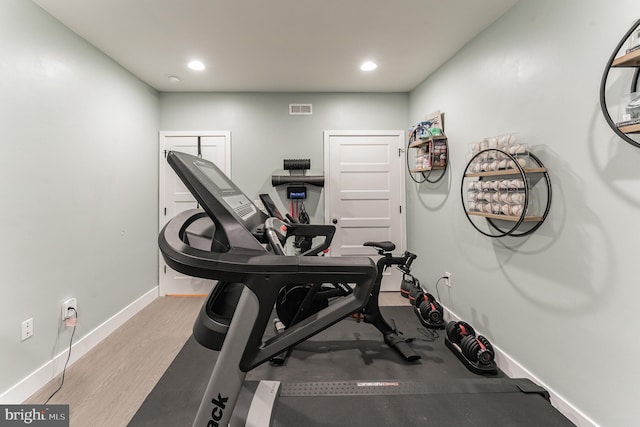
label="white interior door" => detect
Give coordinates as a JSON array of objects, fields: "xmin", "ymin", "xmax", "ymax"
[
  {"xmin": 159, "ymin": 131, "xmax": 231, "ymax": 296},
  {"xmin": 324, "ymin": 130, "xmax": 406, "ymax": 291}
]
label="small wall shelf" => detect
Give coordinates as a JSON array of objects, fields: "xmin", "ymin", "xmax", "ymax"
[
  {"xmin": 409, "ymin": 135, "xmax": 448, "ymax": 148},
  {"xmin": 464, "ymin": 167, "xmax": 546, "ymax": 178},
  {"xmin": 618, "ymin": 123, "xmax": 640, "ymax": 134},
  {"xmin": 407, "ymin": 112, "xmax": 448, "ymax": 183},
  {"xmin": 611, "ymin": 49, "xmax": 640, "ymax": 67},
  {"xmin": 600, "ymin": 19, "xmax": 640, "ymax": 149},
  {"xmin": 408, "ymin": 140, "xmax": 448, "ymax": 176},
  {"xmin": 410, "ymin": 167, "xmax": 440, "ymax": 173},
  {"xmin": 467, "ymin": 211, "xmax": 544, "ymax": 222}
]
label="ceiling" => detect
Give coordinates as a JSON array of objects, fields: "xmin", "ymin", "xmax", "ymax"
[{"xmin": 32, "ymin": 0, "xmax": 518, "ymax": 93}]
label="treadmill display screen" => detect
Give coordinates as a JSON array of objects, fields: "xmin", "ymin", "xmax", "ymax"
[
  {"xmin": 195, "ymin": 161, "xmax": 233, "ymax": 192},
  {"xmin": 259, "ymin": 193, "xmax": 285, "ymax": 221},
  {"xmin": 166, "ymin": 151, "xmax": 268, "ymax": 250}
]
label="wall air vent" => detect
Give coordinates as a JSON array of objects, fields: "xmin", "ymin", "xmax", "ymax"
[{"xmin": 289, "ymin": 104, "xmax": 313, "ymax": 115}]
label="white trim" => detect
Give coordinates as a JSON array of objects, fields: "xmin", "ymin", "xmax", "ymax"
[
  {"xmin": 0, "ymin": 287, "xmax": 158, "ymax": 404},
  {"xmin": 443, "ymin": 306, "xmax": 598, "ymax": 427},
  {"xmin": 323, "ymin": 131, "xmax": 330, "ymax": 227}
]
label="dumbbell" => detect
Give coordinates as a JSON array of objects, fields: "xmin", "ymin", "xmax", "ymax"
[
  {"xmin": 418, "ymin": 294, "xmax": 444, "ymax": 325},
  {"xmin": 445, "ymin": 321, "xmax": 476, "ymax": 344},
  {"xmin": 400, "ymin": 274, "xmax": 415, "ymax": 299},
  {"xmin": 460, "ymin": 334, "xmax": 495, "ymax": 366},
  {"xmin": 408, "ymin": 285, "xmax": 424, "ymax": 306}
]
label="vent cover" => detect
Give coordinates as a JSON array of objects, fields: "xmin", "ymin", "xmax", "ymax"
[{"xmin": 289, "ymin": 104, "xmax": 313, "ymax": 115}]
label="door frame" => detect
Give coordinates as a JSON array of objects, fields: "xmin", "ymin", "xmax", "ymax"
[
  {"xmin": 323, "ymin": 129, "xmax": 407, "ymax": 264},
  {"xmin": 158, "ymin": 130, "xmax": 231, "ymax": 296}
]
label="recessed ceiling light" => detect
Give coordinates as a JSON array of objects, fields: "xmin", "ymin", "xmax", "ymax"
[
  {"xmin": 360, "ymin": 61, "xmax": 377, "ymax": 71},
  {"xmin": 187, "ymin": 60, "xmax": 206, "ymax": 71},
  {"xmin": 168, "ymin": 75, "xmax": 180, "ymax": 83}
]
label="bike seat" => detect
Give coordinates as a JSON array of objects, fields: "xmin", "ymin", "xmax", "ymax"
[{"xmin": 363, "ymin": 241, "xmax": 396, "ymax": 252}]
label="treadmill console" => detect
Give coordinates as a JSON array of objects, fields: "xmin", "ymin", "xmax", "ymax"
[{"xmin": 166, "ymin": 151, "xmax": 268, "ymax": 251}]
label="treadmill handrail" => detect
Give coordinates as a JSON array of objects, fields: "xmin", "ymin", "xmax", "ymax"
[
  {"xmin": 262, "ymin": 217, "xmax": 335, "ymax": 257},
  {"xmin": 160, "ymin": 209, "xmax": 374, "ymax": 280},
  {"xmin": 288, "ymin": 223, "xmax": 335, "ymax": 256},
  {"xmin": 160, "ymin": 210, "xmax": 297, "ymax": 278}
]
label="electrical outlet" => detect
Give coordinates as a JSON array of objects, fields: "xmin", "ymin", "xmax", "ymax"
[
  {"xmin": 62, "ymin": 298, "xmax": 77, "ymax": 320},
  {"xmin": 21, "ymin": 318, "xmax": 33, "ymax": 341},
  {"xmin": 445, "ymin": 272, "xmax": 452, "ymax": 287}
]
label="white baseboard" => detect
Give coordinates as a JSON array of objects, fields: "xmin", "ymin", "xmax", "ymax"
[
  {"xmin": 0, "ymin": 287, "xmax": 159, "ymax": 404},
  {"xmin": 443, "ymin": 306, "xmax": 598, "ymax": 427}
]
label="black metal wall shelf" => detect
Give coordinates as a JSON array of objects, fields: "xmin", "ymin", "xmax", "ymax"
[
  {"xmin": 407, "ymin": 112, "xmax": 448, "ymax": 184},
  {"xmin": 407, "ymin": 135, "xmax": 449, "ymax": 183},
  {"xmin": 461, "ymin": 149, "xmax": 552, "ymax": 238},
  {"xmin": 600, "ymin": 19, "xmax": 640, "ymax": 148}
]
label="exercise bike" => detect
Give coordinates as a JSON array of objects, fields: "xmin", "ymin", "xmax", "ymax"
[
  {"xmin": 258, "ymin": 193, "xmax": 420, "ymax": 363},
  {"xmin": 272, "ymin": 238, "xmax": 421, "ymax": 363}
]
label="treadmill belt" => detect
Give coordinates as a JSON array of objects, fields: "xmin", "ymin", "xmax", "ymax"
[
  {"xmin": 129, "ymin": 306, "xmax": 573, "ymax": 427},
  {"xmin": 274, "ymin": 392, "xmax": 567, "ymax": 427}
]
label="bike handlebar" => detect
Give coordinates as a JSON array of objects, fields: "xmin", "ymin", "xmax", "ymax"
[{"xmin": 405, "ymin": 251, "xmax": 417, "ymax": 270}]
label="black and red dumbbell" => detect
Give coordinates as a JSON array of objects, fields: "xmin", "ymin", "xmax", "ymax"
[{"xmin": 445, "ymin": 320, "xmax": 497, "ymax": 374}]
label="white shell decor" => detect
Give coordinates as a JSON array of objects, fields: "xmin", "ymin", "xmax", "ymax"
[
  {"xmin": 507, "ymin": 144, "xmax": 526, "ymax": 154},
  {"xmin": 510, "ymin": 193, "xmax": 525, "ymax": 204},
  {"xmin": 510, "ymin": 204, "xmax": 524, "ymax": 216},
  {"xmin": 508, "ymin": 158, "xmax": 527, "ymax": 169},
  {"xmin": 509, "ymin": 179, "xmax": 525, "ymax": 189},
  {"xmin": 498, "ymin": 133, "xmax": 512, "ymax": 146}
]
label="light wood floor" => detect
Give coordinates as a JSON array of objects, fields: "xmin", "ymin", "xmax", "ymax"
[{"xmin": 26, "ymin": 292, "xmax": 408, "ymax": 427}]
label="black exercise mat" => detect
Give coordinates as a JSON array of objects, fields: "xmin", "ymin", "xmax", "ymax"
[{"xmin": 129, "ymin": 307, "xmax": 573, "ymax": 426}]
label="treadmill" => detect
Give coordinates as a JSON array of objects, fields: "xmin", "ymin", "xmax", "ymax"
[{"xmin": 159, "ymin": 151, "xmax": 379, "ymax": 427}]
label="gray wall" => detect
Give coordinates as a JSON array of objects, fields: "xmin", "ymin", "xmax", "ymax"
[
  {"xmin": 4, "ymin": 0, "xmax": 639, "ymax": 424},
  {"xmin": 0, "ymin": 0, "xmax": 159, "ymax": 394},
  {"xmin": 408, "ymin": 1, "xmax": 640, "ymax": 425},
  {"xmin": 160, "ymin": 92, "xmax": 408, "ymax": 222}
]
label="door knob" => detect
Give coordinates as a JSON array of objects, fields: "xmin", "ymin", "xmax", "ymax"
[{"xmin": 332, "ymin": 218, "xmax": 338, "ymax": 224}]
